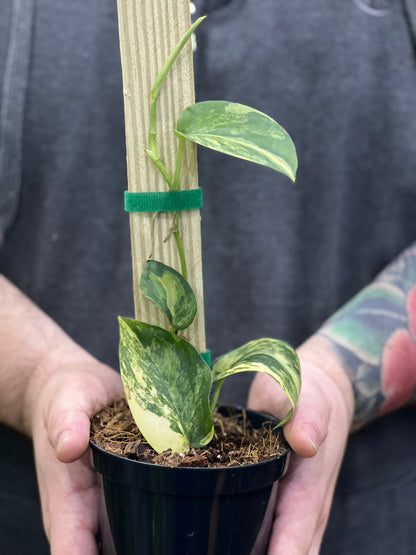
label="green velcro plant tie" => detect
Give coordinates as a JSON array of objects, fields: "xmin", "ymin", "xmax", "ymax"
[
  {"xmin": 200, "ymin": 350, "xmax": 211, "ymax": 366},
  {"xmin": 124, "ymin": 189, "xmax": 203, "ymax": 213}
]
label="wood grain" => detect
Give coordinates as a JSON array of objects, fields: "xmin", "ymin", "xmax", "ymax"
[{"xmin": 116, "ymin": 0, "xmax": 206, "ymax": 352}]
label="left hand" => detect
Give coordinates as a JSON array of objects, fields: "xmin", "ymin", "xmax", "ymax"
[{"xmin": 248, "ymin": 336, "xmax": 354, "ymax": 555}]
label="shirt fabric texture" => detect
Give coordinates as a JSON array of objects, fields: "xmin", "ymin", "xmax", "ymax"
[{"xmin": 0, "ymin": 0, "xmax": 416, "ymax": 553}]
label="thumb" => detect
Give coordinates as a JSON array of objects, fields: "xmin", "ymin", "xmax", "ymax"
[
  {"xmin": 282, "ymin": 378, "xmax": 330, "ymax": 458},
  {"xmin": 43, "ymin": 367, "xmax": 123, "ymax": 463},
  {"xmin": 53, "ymin": 410, "xmax": 92, "ymax": 463},
  {"xmin": 248, "ymin": 370, "xmax": 331, "ymax": 459},
  {"xmin": 283, "ymin": 356, "xmax": 356, "ymax": 458}
]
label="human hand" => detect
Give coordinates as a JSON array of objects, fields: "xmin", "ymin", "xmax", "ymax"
[
  {"xmin": 248, "ymin": 336, "xmax": 354, "ymax": 555},
  {"xmin": 28, "ymin": 348, "xmax": 124, "ymax": 555}
]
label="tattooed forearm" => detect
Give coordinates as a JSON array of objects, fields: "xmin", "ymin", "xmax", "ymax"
[{"xmin": 319, "ymin": 243, "xmax": 416, "ymax": 428}]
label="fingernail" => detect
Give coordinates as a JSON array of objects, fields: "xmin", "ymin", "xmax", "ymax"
[
  {"xmin": 57, "ymin": 430, "xmax": 73, "ymax": 455},
  {"xmin": 301, "ymin": 423, "xmax": 319, "ymax": 454}
]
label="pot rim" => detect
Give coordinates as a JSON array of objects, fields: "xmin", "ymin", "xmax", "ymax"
[
  {"xmin": 89, "ymin": 435, "xmax": 290, "ymax": 472},
  {"xmin": 90, "ymin": 405, "xmax": 290, "ymax": 471}
]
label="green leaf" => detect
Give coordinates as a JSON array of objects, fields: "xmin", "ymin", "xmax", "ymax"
[
  {"xmin": 212, "ymin": 338, "xmax": 301, "ymax": 426},
  {"xmin": 118, "ymin": 317, "xmax": 214, "ymax": 453},
  {"xmin": 140, "ymin": 260, "xmax": 197, "ymax": 331},
  {"xmin": 175, "ymin": 101, "xmax": 297, "ymax": 181}
]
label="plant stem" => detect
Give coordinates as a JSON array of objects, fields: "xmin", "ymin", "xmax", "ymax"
[
  {"xmin": 145, "ymin": 18, "xmax": 205, "ymax": 278},
  {"xmin": 173, "ymin": 213, "xmax": 187, "ymax": 279},
  {"xmin": 171, "ymin": 135, "xmax": 187, "ymax": 278},
  {"xmin": 210, "ymin": 379, "xmax": 225, "ymax": 415},
  {"xmin": 150, "ymin": 17, "xmax": 205, "ymax": 112},
  {"xmin": 146, "ymin": 16, "xmax": 205, "ymax": 190},
  {"xmin": 145, "ymin": 149, "xmax": 173, "ymax": 187},
  {"xmin": 172, "ymin": 135, "xmax": 185, "ymax": 191}
]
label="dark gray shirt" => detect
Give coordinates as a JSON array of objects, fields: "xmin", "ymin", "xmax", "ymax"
[{"xmin": 1, "ymin": 0, "xmax": 415, "ymax": 553}]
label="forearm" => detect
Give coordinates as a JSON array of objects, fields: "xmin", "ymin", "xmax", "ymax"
[
  {"xmin": 317, "ymin": 243, "xmax": 416, "ymax": 428},
  {"xmin": 0, "ymin": 274, "xmax": 98, "ymax": 435}
]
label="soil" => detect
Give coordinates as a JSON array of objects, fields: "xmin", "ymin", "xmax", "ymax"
[{"xmin": 90, "ymin": 398, "xmax": 288, "ymax": 468}]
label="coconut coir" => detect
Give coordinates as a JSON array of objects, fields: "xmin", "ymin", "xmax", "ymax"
[{"xmin": 90, "ymin": 398, "xmax": 287, "ymax": 468}]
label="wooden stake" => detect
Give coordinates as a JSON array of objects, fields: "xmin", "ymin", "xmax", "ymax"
[{"xmin": 116, "ymin": 0, "xmax": 206, "ymax": 353}]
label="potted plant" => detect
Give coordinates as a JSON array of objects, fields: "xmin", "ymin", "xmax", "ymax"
[{"xmin": 90, "ymin": 16, "xmax": 301, "ymax": 555}]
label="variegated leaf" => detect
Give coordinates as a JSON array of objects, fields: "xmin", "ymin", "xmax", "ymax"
[
  {"xmin": 212, "ymin": 338, "xmax": 301, "ymax": 426},
  {"xmin": 118, "ymin": 317, "xmax": 213, "ymax": 453},
  {"xmin": 140, "ymin": 260, "xmax": 197, "ymax": 331},
  {"xmin": 175, "ymin": 101, "xmax": 297, "ymax": 181}
]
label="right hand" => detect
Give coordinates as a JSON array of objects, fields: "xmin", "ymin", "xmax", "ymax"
[{"xmin": 29, "ymin": 349, "xmax": 124, "ymax": 554}]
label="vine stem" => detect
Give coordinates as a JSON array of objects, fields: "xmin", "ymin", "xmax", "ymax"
[
  {"xmin": 145, "ymin": 16, "xmax": 205, "ymax": 279},
  {"xmin": 172, "ymin": 134, "xmax": 185, "ymax": 191},
  {"xmin": 146, "ymin": 16, "xmax": 205, "ymax": 191},
  {"xmin": 210, "ymin": 379, "xmax": 225, "ymax": 415},
  {"xmin": 173, "ymin": 214, "xmax": 188, "ymax": 280},
  {"xmin": 172, "ymin": 134, "xmax": 187, "ymax": 278}
]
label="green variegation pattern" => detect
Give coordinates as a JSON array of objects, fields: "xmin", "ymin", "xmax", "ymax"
[
  {"xmin": 140, "ymin": 260, "xmax": 197, "ymax": 330},
  {"xmin": 212, "ymin": 338, "xmax": 301, "ymax": 426},
  {"xmin": 175, "ymin": 101, "xmax": 298, "ymax": 181},
  {"xmin": 118, "ymin": 317, "xmax": 213, "ymax": 453},
  {"xmin": 116, "ymin": 19, "xmax": 301, "ymax": 455}
]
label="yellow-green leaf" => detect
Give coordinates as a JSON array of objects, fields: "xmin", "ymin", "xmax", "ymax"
[
  {"xmin": 118, "ymin": 317, "xmax": 214, "ymax": 453},
  {"xmin": 140, "ymin": 260, "xmax": 197, "ymax": 330},
  {"xmin": 212, "ymin": 338, "xmax": 301, "ymax": 426},
  {"xmin": 175, "ymin": 101, "xmax": 297, "ymax": 181}
]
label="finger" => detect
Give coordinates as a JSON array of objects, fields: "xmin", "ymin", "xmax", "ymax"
[
  {"xmin": 46, "ymin": 452, "xmax": 102, "ymax": 555},
  {"xmin": 267, "ymin": 455, "xmax": 332, "ymax": 555},
  {"xmin": 35, "ymin": 423, "xmax": 115, "ymax": 555},
  {"xmin": 45, "ymin": 368, "xmax": 123, "ymax": 463},
  {"xmin": 267, "ymin": 425, "xmax": 346, "ymax": 555},
  {"xmin": 267, "ymin": 384, "xmax": 351, "ymax": 554},
  {"xmin": 48, "ymin": 453, "xmax": 116, "ymax": 555}
]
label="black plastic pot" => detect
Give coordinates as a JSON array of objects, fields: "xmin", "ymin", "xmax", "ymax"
[{"xmin": 90, "ymin": 407, "xmax": 290, "ymax": 555}]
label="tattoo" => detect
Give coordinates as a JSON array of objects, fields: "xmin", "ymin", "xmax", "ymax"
[{"xmin": 319, "ymin": 243, "xmax": 416, "ymax": 427}]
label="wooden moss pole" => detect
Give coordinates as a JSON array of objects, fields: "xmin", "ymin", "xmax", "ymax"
[{"xmin": 116, "ymin": 0, "xmax": 206, "ymax": 353}]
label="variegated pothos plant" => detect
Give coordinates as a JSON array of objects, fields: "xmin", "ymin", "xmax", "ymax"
[{"xmin": 119, "ymin": 17, "xmax": 301, "ymax": 454}]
